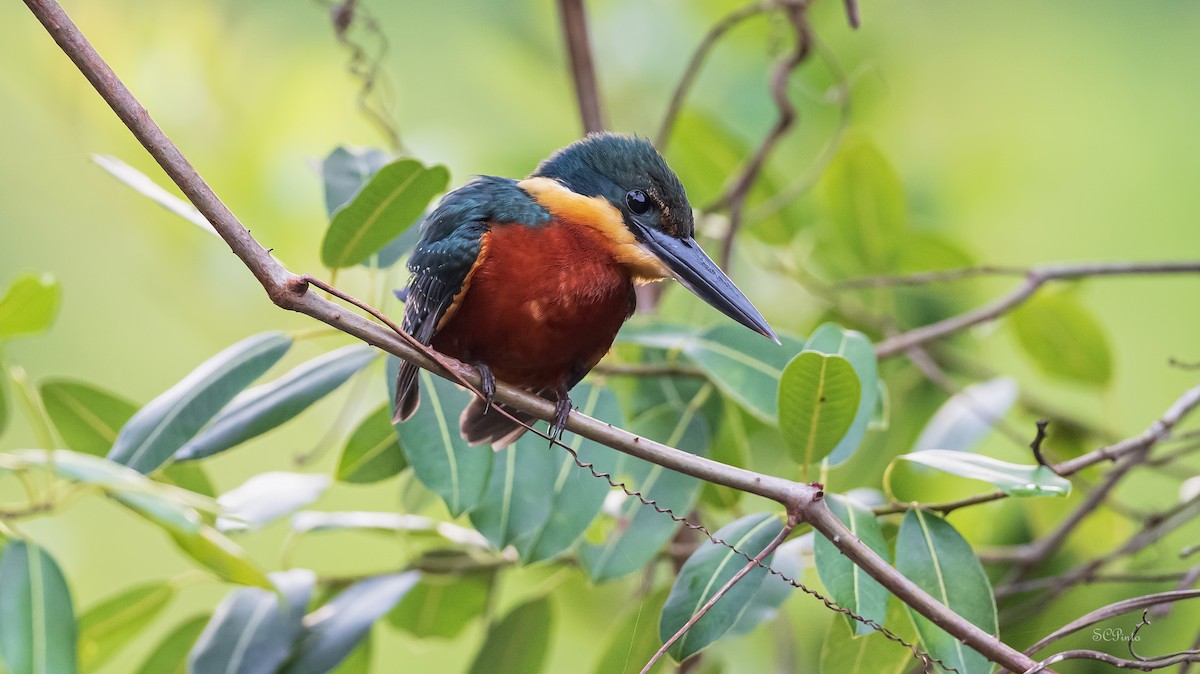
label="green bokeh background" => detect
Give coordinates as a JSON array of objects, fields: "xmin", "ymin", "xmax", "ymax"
[{"xmin": 1, "ymin": 0, "xmax": 1198, "ymax": 671}]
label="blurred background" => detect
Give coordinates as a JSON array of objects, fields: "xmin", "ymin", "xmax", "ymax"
[{"xmin": 1, "ymin": 0, "xmax": 1198, "ymax": 671}]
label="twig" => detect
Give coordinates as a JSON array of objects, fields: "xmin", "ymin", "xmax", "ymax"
[
  {"xmin": 655, "ymin": 0, "xmax": 777, "ymax": 149},
  {"xmin": 835, "ymin": 265, "xmax": 1030, "ymax": 289},
  {"xmin": 642, "ymin": 517, "xmax": 796, "ymax": 673},
  {"xmin": 1020, "ymin": 589, "xmax": 1200, "ymax": 659},
  {"xmin": 713, "ymin": 3, "xmax": 812, "ymax": 270},
  {"xmin": 592, "ymin": 361, "xmax": 706, "ymax": 378},
  {"xmin": 557, "ymin": 0, "xmax": 604, "ymax": 134},
  {"xmin": 1021, "ymin": 649, "xmax": 1200, "ymax": 673},
  {"xmin": 997, "ymin": 571, "xmax": 1194, "ymax": 596},
  {"xmin": 21, "ymin": 4, "xmax": 1047, "ymax": 671},
  {"xmin": 842, "ymin": 0, "xmax": 861, "ymax": 28},
  {"xmin": 874, "ymin": 261, "xmax": 1200, "ymax": 358},
  {"xmin": 1170, "ymin": 357, "xmax": 1200, "ymax": 371},
  {"xmin": 1029, "ymin": 419, "xmax": 1054, "ymax": 471}
]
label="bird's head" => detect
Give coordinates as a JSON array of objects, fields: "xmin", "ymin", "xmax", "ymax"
[{"xmin": 522, "ymin": 132, "xmax": 777, "ymax": 342}]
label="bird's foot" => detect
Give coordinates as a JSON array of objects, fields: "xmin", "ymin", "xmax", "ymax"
[
  {"xmin": 473, "ymin": 362, "xmax": 496, "ymax": 414},
  {"xmin": 548, "ymin": 389, "xmax": 574, "ymax": 444}
]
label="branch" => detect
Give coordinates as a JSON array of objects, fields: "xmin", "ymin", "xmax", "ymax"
[
  {"xmin": 713, "ymin": 3, "xmax": 812, "ymax": 270},
  {"xmin": 874, "ymin": 261, "xmax": 1200, "ymax": 358},
  {"xmin": 1022, "ymin": 649, "xmax": 1200, "ymax": 673},
  {"xmin": 1019, "ymin": 589, "xmax": 1200, "ymax": 658},
  {"xmin": 22, "ymin": 3, "xmax": 1047, "ymax": 672},
  {"xmin": 655, "ymin": 0, "xmax": 776, "ymax": 149},
  {"xmin": 557, "ymin": 0, "xmax": 604, "ymax": 134}
]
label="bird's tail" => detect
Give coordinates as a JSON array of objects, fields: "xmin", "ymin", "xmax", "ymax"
[
  {"xmin": 459, "ymin": 391, "xmax": 552, "ymax": 448},
  {"xmin": 392, "ymin": 360, "xmax": 421, "ymax": 423}
]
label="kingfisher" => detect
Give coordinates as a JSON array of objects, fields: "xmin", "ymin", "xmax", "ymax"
[{"xmin": 393, "ymin": 133, "xmax": 777, "ymax": 447}]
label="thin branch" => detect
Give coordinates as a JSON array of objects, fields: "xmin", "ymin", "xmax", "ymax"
[
  {"xmin": 842, "ymin": 0, "xmax": 861, "ymax": 28},
  {"xmin": 655, "ymin": 0, "xmax": 777, "ymax": 149},
  {"xmin": 1022, "ymin": 649, "xmax": 1200, "ymax": 673},
  {"xmin": 714, "ymin": 3, "xmax": 812, "ymax": 270},
  {"xmin": 22, "ymin": 4, "xmax": 1048, "ymax": 672},
  {"xmin": 874, "ymin": 261, "xmax": 1200, "ymax": 358},
  {"xmin": 557, "ymin": 0, "xmax": 604, "ymax": 134},
  {"xmin": 1029, "ymin": 419, "xmax": 1054, "ymax": 471},
  {"xmin": 1170, "ymin": 357, "xmax": 1200, "ymax": 371},
  {"xmin": 592, "ymin": 361, "xmax": 706, "ymax": 378},
  {"xmin": 1021, "ymin": 589, "xmax": 1200, "ymax": 658},
  {"xmin": 998, "ymin": 571, "xmax": 1195, "ymax": 596}
]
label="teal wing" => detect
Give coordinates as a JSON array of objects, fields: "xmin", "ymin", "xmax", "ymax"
[{"xmin": 393, "ymin": 176, "xmax": 550, "ymax": 422}]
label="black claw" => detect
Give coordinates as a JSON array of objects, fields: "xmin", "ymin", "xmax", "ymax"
[
  {"xmin": 474, "ymin": 362, "xmax": 496, "ymax": 414},
  {"xmin": 549, "ymin": 388, "xmax": 573, "ymax": 443}
]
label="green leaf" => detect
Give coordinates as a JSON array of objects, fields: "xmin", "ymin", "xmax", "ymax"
[
  {"xmin": 393, "ymin": 368, "xmax": 492, "ymax": 517},
  {"xmin": 0, "ymin": 541, "xmax": 77, "ymax": 674},
  {"xmin": 189, "ymin": 569, "xmax": 314, "ymax": 674},
  {"xmin": 912, "ymin": 378, "xmax": 1018, "ymax": 453},
  {"xmin": 591, "ymin": 589, "xmax": 671, "ymax": 674},
  {"xmin": 659, "ymin": 513, "xmax": 784, "ymax": 662},
  {"xmin": 176, "ymin": 345, "xmax": 375, "ymax": 462},
  {"xmin": 869, "ymin": 379, "xmax": 890, "ymax": 431},
  {"xmin": 619, "ymin": 324, "xmax": 804, "ymax": 424},
  {"xmin": 321, "ymin": 159, "xmax": 450, "ymax": 268},
  {"xmin": 819, "ymin": 612, "xmax": 912, "ymax": 674},
  {"xmin": 813, "ymin": 495, "xmax": 890, "ymax": 634},
  {"xmin": 337, "ymin": 404, "xmax": 407, "ymax": 484},
  {"xmin": 133, "ymin": 614, "xmax": 210, "ymax": 674},
  {"xmin": 107, "ymin": 332, "xmax": 292, "ymax": 473},
  {"xmin": 804, "ymin": 323, "xmax": 878, "ymax": 465},
  {"xmin": 387, "ymin": 571, "xmax": 492, "ymax": 638},
  {"xmin": 579, "ymin": 403, "xmax": 710, "ymax": 583},
  {"xmin": 466, "ymin": 596, "xmax": 551, "ymax": 674},
  {"xmin": 216, "ymin": 472, "xmax": 330, "ymax": 533},
  {"xmin": 322, "ymin": 146, "xmax": 393, "ymax": 218},
  {"xmin": 1, "ymin": 450, "xmax": 207, "ymax": 534},
  {"xmin": 894, "ymin": 450, "xmax": 1071, "ymax": 497},
  {"xmin": 290, "ymin": 511, "xmax": 489, "ymax": 548},
  {"xmin": 727, "ymin": 534, "xmax": 806, "ymax": 636},
  {"xmin": 1010, "ymin": 289, "xmax": 1113, "ymax": 385},
  {"xmin": 895, "ymin": 510, "xmax": 997, "ymax": 674},
  {"xmin": 78, "ymin": 583, "xmax": 174, "ymax": 673},
  {"xmin": 159, "ymin": 462, "xmax": 216, "ymax": 498},
  {"xmin": 470, "ymin": 385, "xmax": 624, "ymax": 562},
  {"xmin": 778, "ymin": 352, "xmax": 860, "ymax": 470},
  {"xmin": 0, "ymin": 273, "xmax": 61, "ymax": 339},
  {"xmin": 39, "ymin": 380, "xmax": 137, "ymax": 457},
  {"xmin": 92, "ymin": 155, "xmax": 216, "ymax": 237},
  {"xmin": 821, "ymin": 138, "xmax": 907, "ymax": 273},
  {"xmin": 169, "ymin": 526, "xmax": 272, "ymax": 588},
  {"xmin": 283, "ymin": 572, "xmax": 419, "ymax": 674}
]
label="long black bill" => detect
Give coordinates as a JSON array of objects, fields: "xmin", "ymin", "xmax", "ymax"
[{"xmin": 632, "ymin": 221, "xmax": 779, "ymax": 343}]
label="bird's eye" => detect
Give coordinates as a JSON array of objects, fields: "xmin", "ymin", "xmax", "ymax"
[{"xmin": 625, "ymin": 190, "xmax": 650, "ymax": 215}]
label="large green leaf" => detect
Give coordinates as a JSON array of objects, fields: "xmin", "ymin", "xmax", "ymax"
[
  {"xmin": 283, "ymin": 572, "xmax": 419, "ymax": 674},
  {"xmin": 895, "ymin": 510, "xmax": 997, "ymax": 674},
  {"xmin": 819, "ymin": 612, "xmax": 912, "ymax": 674},
  {"xmin": 107, "ymin": 332, "xmax": 292, "ymax": 473},
  {"xmin": 393, "ymin": 369, "xmax": 492, "ymax": 517},
  {"xmin": 727, "ymin": 534, "xmax": 806, "ymax": 636},
  {"xmin": 387, "ymin": 571, "xmax": 492, "ymax": 638},
  {"xmin": 39, "ymin": 380, "xmax": 137, "ymax": 457},
  {"xmin": 821, "ymin": 138, "xmax": 907, "ymax": 273},
  {"xmin": 591, "ymin": 589, "xmax": 671, "ymax": 674},
  {"xmin": 0, "ymin": 273, "xmax": 61, "ymax": 340},
  {"xmin": 336, "ymin": 404, "xmax": 407, "ymax": 483},
  {"xmin": 189, "ymin": 569, "xmax": 314, "ymax": 674},
  {"xmin": 619, "ymin": 324, "xmax": 804, "ymax": 424},
  {"xmin": 1010, "ymin": 289, "xmax": 1113, "ymax": 386},
  {"xmin": 321, "ymin": 159, "xmax": 449, "ymax": 268},
  {"xmin": 804, "ymin": 323, "xmax": 878, "ymax": 465},
  {"xmin": 894, "ymin": 451, "xmax": 1071, "ymax": 497},
  {"xmin": 813, "ymin": 495, "xmax": 890, "ymax": 634},
  {"xmin": 321, "ymin": 146, "xmax": 392, "ymax": 218},
  {"xmin": 1, "ymin": 450, "xmax": 207, "ymax": 534},
  {"xmin": 78, "ymin": 583, "xmax": 174, "ymax": 673},
  {"xmin": 466, "ymin": 597, "xmax": 551, "ymax": 674},
  {"xmin": 578, "ymin": 404, "xmax": 710, "ymax": 583},
  {"xmin": 169, "ymin": 526, "xmax": 272, "ymax": 588},
  {"xmin": 176, "ymin": 345, "xmax": 375, "ymax": 462},
  {"xmin": 0, "ymin": 541, "xmax": 77, "ymax": 674},
  {"xmin": 778, "ymin": 352, "xmax": 860, "ymax": 470},
  {"xmin": 216, "ymin": 472, "xmax": 330, "ymax": 533},
  {"xmin": 912, "ymin": 377, "xmax": 1018, "ymax": 453},
  {"xmin": 659, "ymin": 513, "xmax": 785, "ymax": 661},
  {"xmin": 133, "ymin": 614, "xmax": 210, "ymax": 674},
  {"xmin": 469, "ymin": 385, "xmax": 624, "ymax": 562}
]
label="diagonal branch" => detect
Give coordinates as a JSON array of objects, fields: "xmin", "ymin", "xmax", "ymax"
[{"xmin": 557, "ymin": 0, "xmax": 604, "ymax": 134}]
